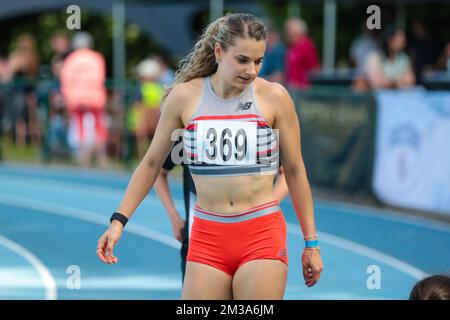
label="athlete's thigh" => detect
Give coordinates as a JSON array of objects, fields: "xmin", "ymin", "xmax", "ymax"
[
  {"xmin": 182, "ymin": 261, "xmax": 233, "ymax": 300},
  {"xmin": 232, "ymin": 259, "xmax": 288, "ymax": 300}
]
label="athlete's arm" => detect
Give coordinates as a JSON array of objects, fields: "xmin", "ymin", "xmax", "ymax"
[
  {"xmin": 271, "ymin": 83, "xmax": 316, "ymax": 238},
  {"xmin": 97, "ymin": 85, "xmax": 186, "ymax": 264},
  {"xmin": 114, "ymin": 87, "xmax": 185, "ymax": 219},
  {"xmin": 154, "ymin": 169, "xmax": 185, "ymax": 242},
  {"xmin": 271, "ymin": 82, "xmax": 323, "ymax": 286}
]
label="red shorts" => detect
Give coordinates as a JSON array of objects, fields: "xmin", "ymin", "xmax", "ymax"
[
  {"xmin": 71, "ymin": 108, "xmax": 107, "ymax": 144},
  {"xmin": 186, "ymin": 200, "xmax": 288, "ymax": 276}
]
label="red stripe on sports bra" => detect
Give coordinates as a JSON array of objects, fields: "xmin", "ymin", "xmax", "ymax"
[
  {"xmin": 248, "ymin": 120, "xmax": 270, "ymax": 127},
  {"xmin": 192, "ymin": 114, "xmax": 262, "ymax": 121},
  {"xmin": 186, "ymin": 151, "xmax": 198, "ymax": 158},
  {"xmin": 257, "ymin": 145, "xmax": 278, "ymax": 156},
  {"xmin": 185, "ymin": 121, "xmax": 270, "ymax": 130}
]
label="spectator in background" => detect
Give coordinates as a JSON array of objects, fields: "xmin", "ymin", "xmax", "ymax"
[
  {"xmin": 129, "ymin": 58, "xmax": 163, "ymax": 159},
  {"xmin": 8, "ymin": 33, "xmax": 41, "ymax": 147},
  {"xmin": 0, "ymin": 55, "xmax": 16, "ymax": 159},
  {"xmin": 61, "ymin": 31, "xmax": 108, "ymax": 168},
  {"xmin": 0, "ymin": 56, "xmax": 7, "ymax": 160},
  {"xmin": 38, "ymin": 32, "xmax": 71, "ymax": 162},
  {"xmin": 350, "ymin": 24, "xmax": 380, "ymax": 92},
  {"xmin": 8, "ymin": 34, "xmax": 40, "ymax": 77},
  {"xmin": 0, "ymin": 54, "xmax": 14, "ymax": 83},
  {"xmin": 50, "ymin": 31, "xmax": 71, "ymax": 59},
  {"xmin": 409, "ymin": 274, "xmax": 450, "ymax": 300},
  {"xmin": 49, "ymin": 32, "xmax": 71, "ymax": 81},
  {"xmin": 47, "ymin": 79, "xmax": 69, "ymax": 159},
  {"xmin": 46, "ymin": 53, "xmax": 69, "ymax": 160},
  {"xmin": 366, "ymin": 27, "xmax": 415, "ymax": 89},
  {"xmin": 409, "ymin": 20, "xmax": 441, "ymax": 84},
  {"xmin": 446, "ymin": 43, "xmax": 450, "ymax": 72},
  {"xmin": 440, "ymin": 42, "xmax": 450, "ymax": 72},
  {"xmin": 284, "ymin": 18, "xmax": 320, "ymax": 90},
  {"xmin": 433, "ymin": 41, "xmax": 450, "ymax": 72},
  {"xmin": 350, "ymin": 26, "xmax": 380, "ymax": 74},
  {"xmin": 259, "ymin": 22, "xmax": 285, "ymax": 83},
  {"xmin": 150, "ymin": 54, "xmax": 175, "ymax": 87}
]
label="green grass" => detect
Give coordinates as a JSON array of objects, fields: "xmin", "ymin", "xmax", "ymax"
[{"xmin": 1, "ymin": 137, "xmax": 40, "ymax": 163}]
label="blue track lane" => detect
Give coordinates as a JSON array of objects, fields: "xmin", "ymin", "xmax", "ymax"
[{"xmin": 0, "ymin": 163, "xmax": 449, "ymax": 299}]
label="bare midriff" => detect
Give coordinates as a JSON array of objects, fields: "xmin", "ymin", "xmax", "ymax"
[{"xmin": 192, "ymin": 173, "xmax": 278, "ymax": 214}]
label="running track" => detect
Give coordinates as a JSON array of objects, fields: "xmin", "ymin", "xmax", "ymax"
[{"xmin": 0, "ymin": 163, "xmax": 449, "ymax": 299}]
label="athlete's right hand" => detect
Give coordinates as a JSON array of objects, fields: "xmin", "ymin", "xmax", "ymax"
[
  {"xmin": 97, "ymin": 221, "xmax": 123, "ymax": 264},
  {"xmin": 171, "ymin": 214, "xmax": 185, "ymax": 243}
]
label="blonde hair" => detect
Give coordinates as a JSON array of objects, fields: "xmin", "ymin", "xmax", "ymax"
[{"xmin": 162, "ymin": 13, "xmax": 267, "ymax": 102}]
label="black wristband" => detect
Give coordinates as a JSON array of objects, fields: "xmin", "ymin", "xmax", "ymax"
[{"xmin": 110, "ymin": 212, "xmax": 128, "ymax": 227}]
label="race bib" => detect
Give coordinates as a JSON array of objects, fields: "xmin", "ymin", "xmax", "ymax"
[{"xmin": 196, "ymin": 120, "xmax": 257, "ymax": 165}]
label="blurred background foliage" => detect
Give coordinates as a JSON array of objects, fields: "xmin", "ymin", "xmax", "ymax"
[{"xmin": 0, "ymin": 1, "xmax": 449, "ymax": 77}]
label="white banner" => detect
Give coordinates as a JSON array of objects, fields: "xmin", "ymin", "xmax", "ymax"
[{"xmin": 373, "ymin": 89, "xmax": 450, "ymax": 215}]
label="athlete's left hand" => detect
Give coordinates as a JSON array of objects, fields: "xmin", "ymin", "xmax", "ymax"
[{"xmin": 302, "ymin": 248, "xmax": 323, "ymax": 287}]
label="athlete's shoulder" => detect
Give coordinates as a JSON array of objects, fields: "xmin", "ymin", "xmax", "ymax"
[
  {"xmin": 253, "ymin": 77, "xmax": 291, "ymax": 104},
  {"xmin": 167, "ymin": 77, "xmax": 204, "ymax": 101},
  {"xmin": 164, "ymin": 77, "xmax": 203, "ymax": 103},
  {"xmin": 175, "ymin": 77, "xmax": 204, "ymax": 93}
]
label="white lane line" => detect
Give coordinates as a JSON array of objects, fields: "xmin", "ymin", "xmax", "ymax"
[
  {"xmin": 0, "ymin": 233, "xmax": 58, "ymax": 300},
  {"xmin": 0, "ymin": 173, "xmax": 450, "ymax": 233},
  {"xmin": 0, "ymin": 194, "xmax": 181, "ymax": 250},
  {"xmin": 0, "ymin": 173, "xmax": 125, "ymax": 195},
  {"xmin": 0, "ymin": 192, "xmax": 428, "ymax": 282},
  {"xmin": 286, "ymin": 223, "xmax": 429, "ymax": 280},
  {"xmin": 79, "ymin": 275, "xmax": 181, "ymax": 290},
  {"xmin": 315, "ymin": 199, "xmax": 450, "ymax": 233},
  {"xmin": 1, "ymin": 172, "xmax": 448, "ymax": 233},
  {"xmin": 0, "ymin": 173, "xmax": 185, "ymax": 208},
  {"xmin": 0, "ymin": 175, "xmax": 430, "ymax": 281}
]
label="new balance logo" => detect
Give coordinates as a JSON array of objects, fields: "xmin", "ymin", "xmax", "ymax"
[
  {"xmin": 278, "ymin": 248, "xmax": 287, "ymax": 258},
  {"xmin": 235, "ymin": 102, "xmax": 252, "ymax": 111}
]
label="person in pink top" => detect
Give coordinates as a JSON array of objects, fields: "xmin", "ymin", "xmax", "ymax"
[
  {"xmin": 284, "ymin": 18, "xmax": 320, "ymax": 90},
  {"xmin": 60, "ymin": 32, "xmax": 108, "ymax": 167}
]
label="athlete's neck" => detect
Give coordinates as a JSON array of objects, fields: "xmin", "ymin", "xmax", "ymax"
[{"xmin": 210, "ymin": 73, "xmax": 244, "ymax": 100}]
